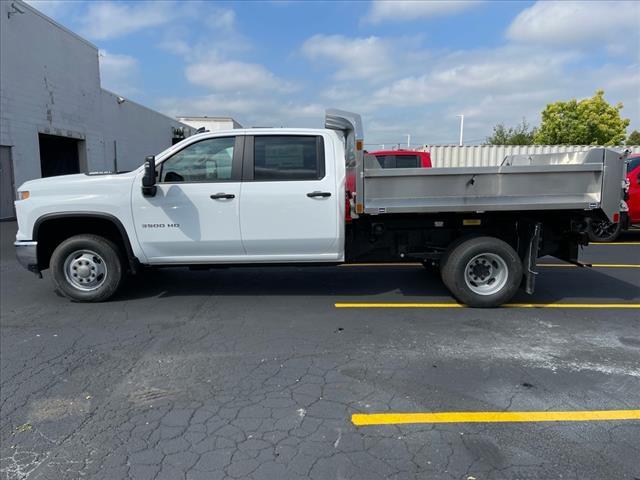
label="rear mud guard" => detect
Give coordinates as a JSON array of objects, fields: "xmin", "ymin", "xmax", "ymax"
[{"xmin": 523, "ymin": 222, "xmax": 542, "ymax": 295}]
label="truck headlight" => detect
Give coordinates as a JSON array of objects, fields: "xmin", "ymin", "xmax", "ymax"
[{"xmin": 17, "ymin": 191, "xmax": 30, "ymax": 200}]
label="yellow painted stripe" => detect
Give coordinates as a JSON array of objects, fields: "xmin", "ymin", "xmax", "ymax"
[
  {"xmin": 590, "ymin": 264, "xmax": 640, "ymax": 268},
  {"xmin": 352, "ymin": 410, "xmax": 640, "ymax": 426},
  {"xmin": 335, "ymin": 302, "xmax": 640, "ymax": 309},
  {"xmin": 340, "ymin": 262, "xmax": 640, "ymax": 268},
  {"xmin": 538, "ymin": 263, "xmax": 640, "ymax": 268},
  {"xmin": 339, "ymin": 263, "xmax": 422, "ymax": 267}
]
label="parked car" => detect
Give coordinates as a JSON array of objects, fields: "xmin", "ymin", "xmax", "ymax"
[
  {"xmin": 369, "ymin": 149, "xmax": 432, "ymax": 169},
  {"xmin": 587, "ymin": 153, "xmax": 640, "ymax": 242}
]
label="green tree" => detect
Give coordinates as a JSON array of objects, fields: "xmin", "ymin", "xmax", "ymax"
[
  {"xmin": 627, "ymin": 130, "xmax": 640, "ymax": 145},
  {"xmin": 534, "ymin": 90, "xmax": 630, "ymax": 146},
  {"xmin": 486, "ymin": 118, "xmax": 536, "ymax": 145}
]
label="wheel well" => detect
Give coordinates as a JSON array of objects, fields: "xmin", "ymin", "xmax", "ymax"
[{"xmin": 34, "ymin": 215, "xmax": 136, "ymax": 271}]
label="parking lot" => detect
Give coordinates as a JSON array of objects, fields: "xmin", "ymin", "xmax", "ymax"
[{"xmin": 1, "ymin": 220, "xmax": 639, "ymax": 480}]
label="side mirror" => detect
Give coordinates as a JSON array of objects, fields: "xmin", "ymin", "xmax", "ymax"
[{"xmin": 142, "ymin": 155, "xmax": 157, "ymax": 197}]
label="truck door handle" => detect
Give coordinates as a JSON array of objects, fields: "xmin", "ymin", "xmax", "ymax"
[
  {"xmin": 307, "ymin": 191, "xmax": 331, "ymax": 198},
  {"xmin": 210, "ymin": 193, "xmax": 235, "ymax": 200}
]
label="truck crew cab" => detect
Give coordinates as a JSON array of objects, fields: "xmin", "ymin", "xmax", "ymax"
[{"xmin": 14, "ymin": 110, "xmax": 628, "ymax": 307}]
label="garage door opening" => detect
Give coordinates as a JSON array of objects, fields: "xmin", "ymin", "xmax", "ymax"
[
  {"xmin": 39, "ymin": 133, "xmax": 86, "ymax": 178},
  {"xmin": 0, "ymin": 146, "xmax": 15, "ymax": 220}
]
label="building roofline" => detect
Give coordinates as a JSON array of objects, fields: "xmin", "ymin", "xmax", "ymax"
[
  {"xmin": 16, "ymin": 0, "xmax": 98, "ymax": 51},
  {"xmin": 177, "ymin": 116, "xmax": 240, "ymax": 122},
  {"xmin": 101, "ymin": 89, "xmax": 194, "ymax": 130}
]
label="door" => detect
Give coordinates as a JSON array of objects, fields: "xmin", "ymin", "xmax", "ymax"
[
  {"xmin": 240, "ymin": 134, "xmax": 340, "ymax": 260},
  {"xmin": 132, "ymin": 135, "xmax": 245, "ymax": 262},
  {"xmin": 38, "ymin": 134, "xmax": 81, "ymax": 177},
  {"xmin": 0, "ymin": 146, "xmax": 15, "ymax": 220}
]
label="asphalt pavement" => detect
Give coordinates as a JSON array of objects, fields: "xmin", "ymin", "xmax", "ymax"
[{"xmin": 1, "ymin": 221, "xmax": 639, "ymax": 480}]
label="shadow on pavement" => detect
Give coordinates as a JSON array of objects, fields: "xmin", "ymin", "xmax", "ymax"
[{"xmin": 112, "ymin": 262, "xmax": 639, "ymax": 303}]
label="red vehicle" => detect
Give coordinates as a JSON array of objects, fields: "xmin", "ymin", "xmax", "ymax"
[
  {"xmin": 369, "ymin": 149, "xmax": 432, "ymax": 168},
  {"xmin": 588, "ymin": 153, "xmax": 640, "ymax": 241},
  {"xmin": 345, "ymin": 150, "xmax": 432, "ymax": 222}
]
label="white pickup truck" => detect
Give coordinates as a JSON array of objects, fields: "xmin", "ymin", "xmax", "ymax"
[{"xmin": 14, "ymin": 110, "xmax": 628, "ymax": 307}]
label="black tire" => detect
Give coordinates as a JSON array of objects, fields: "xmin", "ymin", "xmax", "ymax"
[
  {"xmin": 587, "ymin": 219, "xmax": 622, "ymax": 242},
  {"xmin": 438, "ymin": 235, "xmax": 475, "ymax": 274},
  {"xmin": 50, "ymin": 234, "xmax": 124, "ymax": 302},
  {"xmin": 441, "ymin": 236, "xmax": 522, "ymax": 308}
]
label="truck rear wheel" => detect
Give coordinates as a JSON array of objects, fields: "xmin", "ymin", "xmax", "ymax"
[
  {"xmin": 50, "ymin": 234, "xmax": 123, "ymax": 302},
  {"xmin": 441, "ymin": 236, "xmax": 522, "ymax": 308}
]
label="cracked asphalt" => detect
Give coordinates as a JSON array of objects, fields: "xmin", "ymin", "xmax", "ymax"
[{"xmin": 1, "ymin": 221, "xmax": 639, "ymax": 480}]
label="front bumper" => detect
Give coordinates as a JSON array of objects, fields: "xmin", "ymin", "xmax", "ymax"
[{"xmin": 14, "ymin": 241, "xmax": 39, "ymax": 274}]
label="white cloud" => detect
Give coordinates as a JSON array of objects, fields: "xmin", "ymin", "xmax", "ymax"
[
  {"xmin": 370, "ymin": 47, "xmax": 577, "ymax": 108},
  {"xmin": 301, "ymin": 35, "xmax": 396, "ymax": 81},
  {"xmin": 507, "ymin": 1, "xmax": 640, "ymax": 52},
  {"xmin": 80, "ymin": 1, "xmax": 176, "ymax": 40},
  {"xmin": 298, "ymin": 38, "xmax": 640, "ymax": 145},
  {"xmin": 158, "ymin": 94, "xmax": 323, "ymax": 128},
  {"xmin": 206, "ymin": 8, "xmax": 236, "ymax": 31},
  {"xmin": 24, "ymin": 0, "xmax": 74, "ymax": 18},
  {"xmin": 157, "ymin": 5, "xmax": 250, "ymax": 68},
  {"xmin": 98, "ymin": 50, "xmax": 140, "ymax": 95},
  {"xmin": 366, "ymin": 0, "xmax": 480, "ymax": 24},
  {"xmin": 185, "ymin": 58, "xmax": 294, "ymax": 92}
]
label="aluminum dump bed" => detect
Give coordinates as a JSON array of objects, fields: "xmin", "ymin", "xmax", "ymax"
[{"xmin": 325, "ymin": 109, "xmax": 626, "ymax": 222}]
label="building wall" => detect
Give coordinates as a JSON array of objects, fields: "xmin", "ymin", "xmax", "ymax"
[
  {"xmin": 0, "ymin": 0, "xmax": 105, "ymax": 186},
  {"xmin": 0, "ymin": 0, "xmax": 193, "ymax": 192},
  {"xmin": 420, "ymin": 145, "xmax": 640, "ymax": 168},
  {"xmin": 177, "ymin": 117, "xmax": 242, "ymax": 132},
  {"xmin": 101, "ymin": 90, "xmax": 193, "ymax": 172}
]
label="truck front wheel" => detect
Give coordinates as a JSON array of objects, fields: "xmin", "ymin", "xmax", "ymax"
[
  {"xmin": 50, "ymin": 234, "xmax": 124, "ymax": 302},
  {"xmin": 441, "ymin": 236, "xmax": 522, "ymax": 308}
]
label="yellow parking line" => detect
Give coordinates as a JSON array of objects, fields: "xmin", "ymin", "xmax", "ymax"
[
  {"xmin": 539, "ymin": 263, "xmax": 640, "ymax": 268},
  {"xmin": 339, "ymin": 263, "xmax": 422, "ymax": 267},
  {"xmin": 351, "ymin": 410, "xmax": 640, "ymax": 426},
  {"xmin": 335, "ymin": 303, "xmax": 640, "ymax": 309},
  {"xmin": 340, "ymin": 263, "xmax": 640, "ymax": 268},
  {"xmin": 337, "ymin": 302, "xmax": 463, "ymax": 308}
]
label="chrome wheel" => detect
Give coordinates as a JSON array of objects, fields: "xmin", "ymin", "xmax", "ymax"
[
  {"xmin": 464, "ymin": 253, "xmax": 508, "ymax": 296},
  {"xmin": 63, "ymin": 250, "xmax": 107, "ymax": 291}
]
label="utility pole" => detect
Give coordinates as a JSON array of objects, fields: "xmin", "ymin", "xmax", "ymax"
[
  {"xmin": 457, "ymin": 115, "xmax": 464, "ymax": 146},
  {"xmin": 406, "ymin": 134, "xmax": 411, "ymax": 148}
]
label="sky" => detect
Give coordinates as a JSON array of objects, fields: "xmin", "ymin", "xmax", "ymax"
[{"xmin": 26, "ymin": 0, "xmax": 640, "ymax": 147}]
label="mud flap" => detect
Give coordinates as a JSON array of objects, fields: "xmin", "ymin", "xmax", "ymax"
[{"xmin": 523, "ymin": 222, "xmax": 542, "ymax": 295}]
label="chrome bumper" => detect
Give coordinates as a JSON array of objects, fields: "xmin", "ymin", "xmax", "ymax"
[{"xmin": 14, "ymin": 241, "xmax": 39, "ymax": 273}]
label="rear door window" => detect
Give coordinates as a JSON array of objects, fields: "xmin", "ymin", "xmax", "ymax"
[{"xmin": 254, "ymin": 136, "xmax": 325, "ymax": 181}]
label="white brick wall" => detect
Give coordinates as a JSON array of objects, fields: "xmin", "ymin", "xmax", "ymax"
[{"xmin": 0, "ymin": 0, "xmax": 192, "ymax": 192}]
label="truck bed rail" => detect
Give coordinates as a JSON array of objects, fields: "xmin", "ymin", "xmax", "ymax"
[
  {"xmin": 363, "ymin": 149, "xmax": 624, "ymax": 220},
  {"xmin": 325, "ymin": 110, "xmax": 626, "ymax": 222}
]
